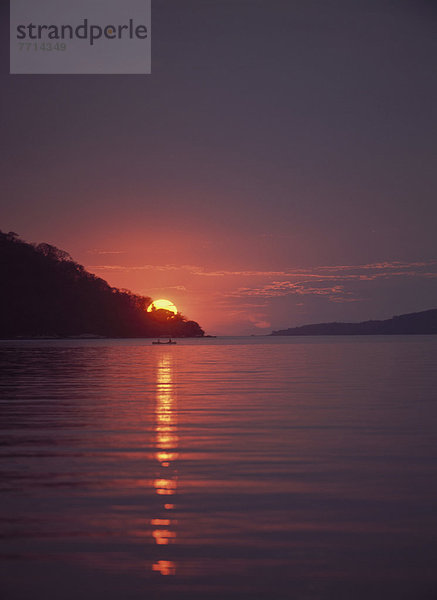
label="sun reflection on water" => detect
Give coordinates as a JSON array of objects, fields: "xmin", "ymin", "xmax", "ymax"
[
  {"xmin": 152, "ymin": 560, "xmax": 176, "ymax": 576},
  {"xmin": 152, "ymin": 353, "xmax": 178, "ymax": 575}
]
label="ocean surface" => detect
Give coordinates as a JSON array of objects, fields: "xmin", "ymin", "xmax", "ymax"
[{"xmin": 1, "ymin": 336, "xmax": 437, "ymax": 600}]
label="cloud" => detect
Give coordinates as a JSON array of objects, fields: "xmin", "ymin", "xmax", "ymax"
[
  {"xmin": 247, "ymin": 314, "xmax": 271, "ymax": 329},
  {"xmin": 209, "ymin": 259, "xmax": 437, "ymax": 303},
  {"xmin": 147, "ymin": 285, "xmax": 187, "ymax": 291},
  {"xmin": 88, "ymin": 264, "xmax": 177, "ymax": 272},
  {"xmin": 86, "ymin": 258, "xmax": 437, "ymax": 304},
  {"xmin": 87, "ymin": 249, "xmax": 127, "ymax": 255},
  {"xmin": 89, "ymin": 258, "xmax": 437, "ymax": 279},
  {"xmin": 225, "ymin": 281, "xmax": 360, "ymax": 302}
]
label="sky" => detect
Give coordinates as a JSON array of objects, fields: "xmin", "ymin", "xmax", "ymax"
[{"xmin": 1, "ymin": 0, "xmax": 436, "ymax": 334}]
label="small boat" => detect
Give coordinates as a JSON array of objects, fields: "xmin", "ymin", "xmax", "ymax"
[{"xmin": 152, "ymin": 338, "xmax": 177, "ymax": 345}]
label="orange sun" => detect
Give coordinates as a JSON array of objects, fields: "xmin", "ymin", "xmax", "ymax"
[{"xmin": 147, "ymin": 299, "xmax": 178, "ymax": 315}]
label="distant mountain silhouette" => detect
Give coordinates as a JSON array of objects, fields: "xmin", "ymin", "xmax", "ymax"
[
  {"xmin": 271, "ymin": 309, "xmax": 437, "ymax": 336},
  {"xmin": 0, "ymin": 231, "xmax": 204, "ymax": 338}
]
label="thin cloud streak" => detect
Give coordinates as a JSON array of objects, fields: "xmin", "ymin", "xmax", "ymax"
[
  {"xmin": 87, "ymin": 250, "xmax": 127, "ymax": 255},
  {"xmin": 224, "ymin": 282, "xmax": 359, "ymax": 303},
  {"xmin": 86, "ymin": 258, "xmax": 437, "ymax": 309},
  {"xmin": 88, "ymin": 259, "xmax": 437, "ymax": 281}
]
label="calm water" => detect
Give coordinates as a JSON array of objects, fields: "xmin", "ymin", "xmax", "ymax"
[{"xmin": 1, "ymin": 336, "xmax": 437, "ymax": 600}]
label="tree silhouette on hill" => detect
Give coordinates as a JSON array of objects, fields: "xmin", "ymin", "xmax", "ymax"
[{"xmin": 0, "ymin": 231, "xmax": 204, "ymax": 338}]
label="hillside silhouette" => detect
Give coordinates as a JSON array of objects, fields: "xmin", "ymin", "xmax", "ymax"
[
  {"xmin": 0, "ymin": 231, "xmax": 204, "ymax": 338},
  {"xmin": 271, "ymin": 309, "xmax": 437, "ymax": 336}
]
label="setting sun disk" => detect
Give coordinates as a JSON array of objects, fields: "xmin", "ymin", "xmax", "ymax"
[{"xmin": 147, "ymin": 299, "xmax": 178, "ymax": 314}]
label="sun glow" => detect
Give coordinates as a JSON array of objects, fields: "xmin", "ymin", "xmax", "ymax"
[{"xmin": 147, "ymin": 299, "xmax": 178, "ymax": 315}]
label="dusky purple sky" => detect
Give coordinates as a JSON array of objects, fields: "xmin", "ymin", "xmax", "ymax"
[{"xmin": 1, "ymin": 1, "xmax": 436, "ymax": 334}]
